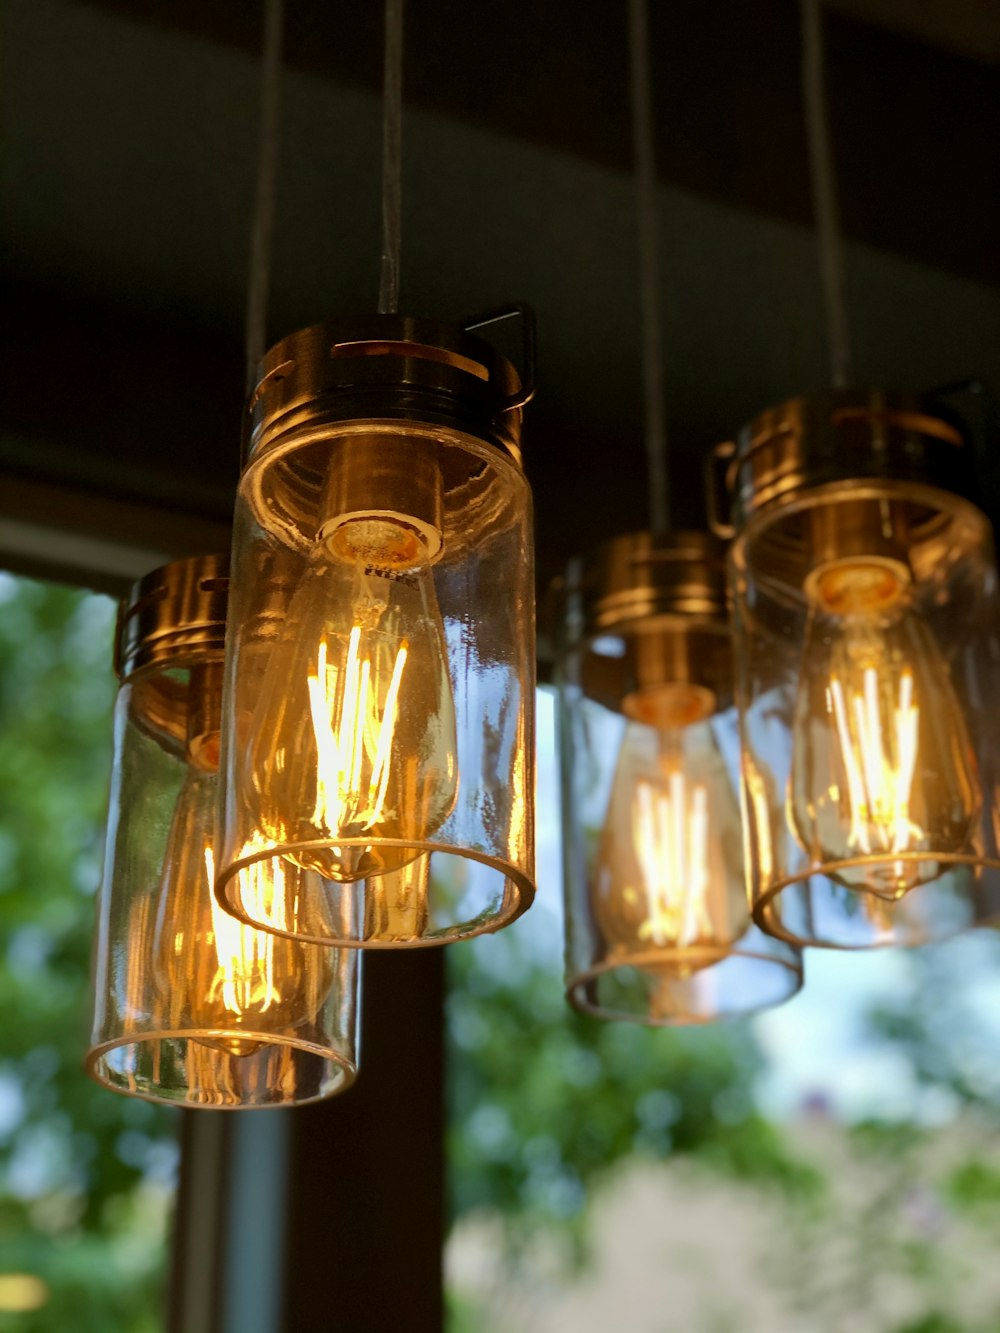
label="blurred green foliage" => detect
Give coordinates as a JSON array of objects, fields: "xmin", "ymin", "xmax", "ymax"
[
  {"xmin": 946, "ymin": 1159, "xmax": 1000, "ymax": 1213},
  {"xmin": 447, "ymin": 912, "xmax": 820, "ymax": 1256},
  {"xmin": 0, "ymin": 575, "xmax": 175, "ymax": 1331}
]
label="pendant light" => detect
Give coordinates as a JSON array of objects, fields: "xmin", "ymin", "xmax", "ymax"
[
  {"xmin": 710, "ymin": 0, "xmax": 1000, "ymax": 949},
  {"xmin": 214, "ymin": 0, "xmax": 537, "ymax": 948},
  {"xmin": 88, "ymin": 557, "xmax": 359, "ymax": 1107},
  {"xmin": 556, "ymin": 0, "xmax": 802, "ymax": 1024}
]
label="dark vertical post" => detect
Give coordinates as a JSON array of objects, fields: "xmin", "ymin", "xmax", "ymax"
[{"xmin": 281, "ymin": 950, "xmax": 445, "ymax": 1332}]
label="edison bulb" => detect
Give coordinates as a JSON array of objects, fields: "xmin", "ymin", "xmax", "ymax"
[
  {"xmin": 593, "ymin": 685, "xmax": 746, "ymax": 978},
  {"xmin": 364, "ymin": 854, "xmax": 431, "ymax": 942},
  {"xmin": 152, "ymin": 769, "xmax": 332, "ymax": 1056},
  {"xmin": 243, "ymin": 513, "xmax": 458, "ymax": 883},
  {"xmin": 790, "ymin": 557, "xmax": 980, "ymax": 897}
]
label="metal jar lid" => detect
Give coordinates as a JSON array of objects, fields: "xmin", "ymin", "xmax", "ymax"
[
  {"xmin": 245, "ymin": 309, "xmax": 534, "ymax": 470},
  {"xmin": 561, "ymin": 530, "xmax": 732, "ymax": 716},
  {"xmin": 712, "ymin": 387, "xmax": 974, "ymax": 537},
  {"xmin": 115, "ymin": 554, "xmax": 229, "ymax": 680},
  {"xmin": 576, "ymin": 529, "xmax": 728, "ymax": 637}
]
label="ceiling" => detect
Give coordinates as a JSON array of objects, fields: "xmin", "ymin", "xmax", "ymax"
[
  {"xmin": 2, "ymin": 0, "xmax": 999, "ymax": 592},
  {"xmin": 826, "ymin": 0, "xmax": 1000, "ymax": 65}
]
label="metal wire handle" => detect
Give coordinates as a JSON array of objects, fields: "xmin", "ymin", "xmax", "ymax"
[{"xmin": 463, "ymin": 304, "xmax": 537, "ymax": 411}]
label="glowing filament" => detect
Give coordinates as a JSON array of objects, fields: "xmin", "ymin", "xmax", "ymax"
[
  {"xmin": 829, "ymin": 665, "xmax": 921, "ymax": 860},
  {"xmin": 307, "ymin": 630, "xmax": 408, "ymax": 840},
  {"xmin": 633, "ymin": 773, "xmax": 713, "ymax": 947},
  {"xmin": 205, "ymin": 847, "xmax": 283, "ymax": 1017}
]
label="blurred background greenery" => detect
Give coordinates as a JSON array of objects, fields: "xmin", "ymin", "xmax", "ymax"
[
  {"xmin": 0, "ymin": 575, "xmax": 175, "ymax": 1331},
  {"xmin": 2, "ymin": 573, "xmax": 1000, "ymax": 1331}
]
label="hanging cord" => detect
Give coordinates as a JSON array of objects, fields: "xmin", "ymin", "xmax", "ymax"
[
  {"xmin": 378, "ymin": 0, "xmax": 405, "ymax": 315},
  {"xmin": 801, "ymin": 0, "xmax": 852, "ymax": 388},
  {"xmin": 627, "ymin": 0, "xmax": 670, "ymax": 535},
  {"xmin": 244, "ymin": 0, "xmax": 285, "ymax": 396}
]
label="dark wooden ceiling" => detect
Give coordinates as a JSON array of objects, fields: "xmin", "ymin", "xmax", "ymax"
[
  {"xmin": 79, "ymin": 0, "xmax": 1000, "ymax": 287},
  {"xmin": 3, "ymin": 0, "xmax": 999, "ymax": 593}
]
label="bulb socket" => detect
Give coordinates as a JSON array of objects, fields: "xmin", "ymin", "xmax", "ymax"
[
  {"xmin": 622, "ymin": 680, "xmax": 717, "ymax": 728},
  {"xmin": 622, "ymin": 627, "xmax": 719, "ymax": 724},
  {"xmin": 185, "ymin": 661, "xmax": 224, "ymax": 773},
  {"xmin": 802, "ymin": 500, "xmax": 912, "ymax": 613},
  {"xmin": 317, "ymin": 434, "xmax": 444, "ymax": 566}
]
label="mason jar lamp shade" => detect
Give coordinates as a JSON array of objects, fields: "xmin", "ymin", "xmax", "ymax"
[
  {"xmin": 559, "ymin": 531, "xmax": 803, "ymax": 1023},
  {"xmin": 717, "ymin": 389, "xmax": 1000, "ymax": 949},
  {"xmin": 215, "ymin": 313, "xmax": 536, "ymax": 948},
  {"xmin": 88, "ymin": 557, "xmax": 359, "ymax": 1108}
]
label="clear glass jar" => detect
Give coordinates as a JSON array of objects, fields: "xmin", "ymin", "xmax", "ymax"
[
  {"xmin": 88, "ymin": 556, "xmax": 359, "ymax": 1108},
  {"xmin": 216, "ymin": 315, "xmax": 536, "ymax": 947},
  {"xmin": 717, "ymin": 389, "xmax": 1000, "ymax": 948},
  {"xmin": 559, "ymin": 531, "xmax": 802, "ymax": 1022}
]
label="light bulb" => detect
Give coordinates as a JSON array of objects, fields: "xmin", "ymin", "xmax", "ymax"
[
  {"xmin": 365, "ymin": 854, "xmax": 431, "ymax": 941},
  {"xmin": 151, "ymin": 769, "xmax": 333, "ymax": 1057},
  {"xmin": 243, "ymin": 510, "xmax": 459, "ymax": 883},
  {"xmin": 592, "ymin": 686, "xmax": 746, "ymax": 978},
  {"xmin": 790, "ymin": 558, "xmax": 980, "ymax": 897}
]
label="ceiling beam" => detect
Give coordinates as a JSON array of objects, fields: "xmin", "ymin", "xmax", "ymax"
[{"xmin": 78, "ymin": 0, "xmax": 1000, "ymax": 289}]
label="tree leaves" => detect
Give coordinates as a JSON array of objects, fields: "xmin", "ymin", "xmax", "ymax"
[{"xmin": 0, "ymin": 576, "xmax": 175, "ymax": 1329}]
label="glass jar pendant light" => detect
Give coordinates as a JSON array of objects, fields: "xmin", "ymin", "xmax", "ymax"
[
  {"xmin": 715, "ymin": 389, "xmax": 1000, "ymax": 949},
  {"xmin": 215, "ymin": 313, "xmax": 537, "ymax": 948},
  {"xmin": 88, "ymin": 556, "xmax": 359, "ymax": 1107},
  {"xmin": 559, "ymin": 531, "xmax": 803, "ymax": 1022}
]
